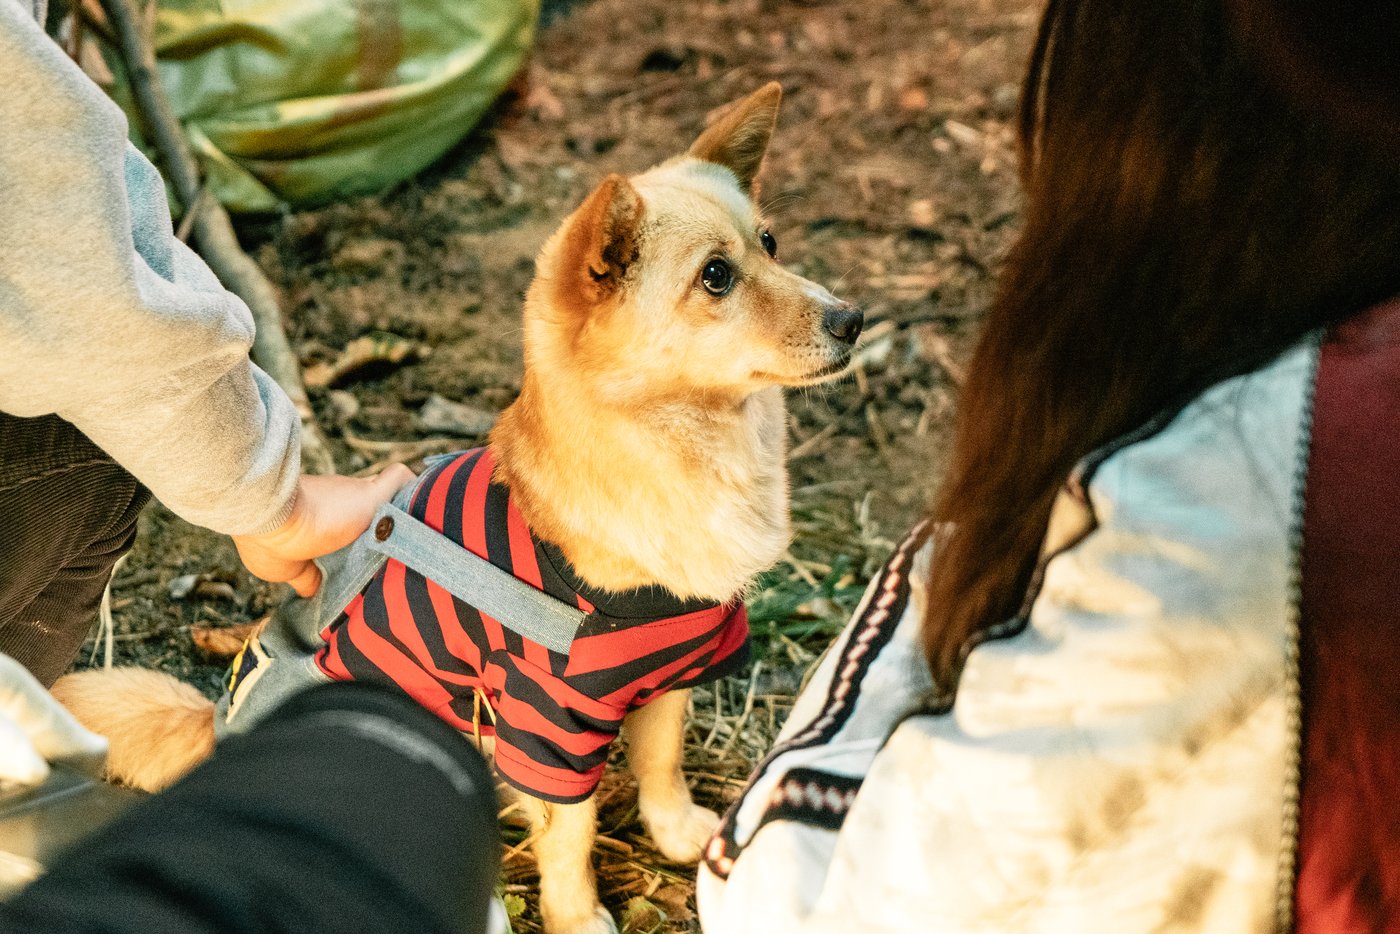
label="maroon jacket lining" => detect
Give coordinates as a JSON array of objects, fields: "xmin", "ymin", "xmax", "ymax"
[{"xmin": 1296, "ymin": 296, "xmax": 1400, "ymax": 932}]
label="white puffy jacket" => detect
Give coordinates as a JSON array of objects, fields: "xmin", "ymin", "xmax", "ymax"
[{"xmin": 698, "ymin": 337, "xmax": 1318, "ymax": 933}]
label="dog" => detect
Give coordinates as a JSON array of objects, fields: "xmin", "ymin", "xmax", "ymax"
[{"xmin": 53, "ymin": 81, "xmax": 861, "ymax": 934}]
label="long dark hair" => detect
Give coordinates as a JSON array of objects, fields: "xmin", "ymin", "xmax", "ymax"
[{"xmin": 922, "ymin": 0, "xmax": 1400, "ymax": 683}]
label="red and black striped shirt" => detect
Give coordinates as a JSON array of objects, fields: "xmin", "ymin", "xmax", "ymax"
[{"xmin": 315, "ymin": 448, "xmax": 750, "ymax": 802}]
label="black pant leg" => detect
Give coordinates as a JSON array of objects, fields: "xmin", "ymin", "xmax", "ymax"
[{"xmin": 0, "ymin": 683, "xmax": 501, "ymax": 934}]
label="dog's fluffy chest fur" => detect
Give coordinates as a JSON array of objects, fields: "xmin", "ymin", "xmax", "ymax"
[{"xmin": 492, "ymin": 383, "xmax": 790, "ymax": 603}]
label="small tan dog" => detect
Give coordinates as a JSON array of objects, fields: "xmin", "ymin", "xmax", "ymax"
[{"xmin": 55, "ymin": 82, "xmax": 860, "ymax": 934}]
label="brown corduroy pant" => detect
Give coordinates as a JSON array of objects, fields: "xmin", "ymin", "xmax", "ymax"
[{"xmin": 0, "ymin": 413, "xmax": 148, "ymax": 687}]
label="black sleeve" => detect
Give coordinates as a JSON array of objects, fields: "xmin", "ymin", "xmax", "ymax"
[{"xmin": 0, "ymin": 683, "xmax": 500, "ymax": 934}]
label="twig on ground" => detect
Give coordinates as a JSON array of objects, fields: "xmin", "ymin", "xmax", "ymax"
[
  {"xmin": 775, "ymin": 632, "xmax": 815, "ymax": 668},
  {"xmin": 173, "ymin": 184, "xmax": 208, "ymax": 243},
  {"xmin": 864, "ymin": 402, "xmax": 894, "ymax": 465},
  {"xmin": 502, "ymin": 830, "xmax": 543, "ymax": 865},
  {"xmin": 788, "ymin": 422, "xmax": 837, "ymax": 460},
  {"xmin": 781, "ymin": 550, "xmax": 822, "ymax": 589},
  {"xmin": 595, "ymin": 835, "xmax": 635, "ymax": 855},
  {"xmin": 719, "ymin": 662, "xmax": 762, "ymax": 754},
  {"xmin": 64, "ymin": 9, "xmax": 85, "ymax": 61},
  {"xmin": 701, "ymin": 682, "xmax": 726, "ymax": 750},
  {"xmin": 343, "ymin": 430, "xmax": 473, "ymax": 474},
  {"xmin": 616, "ymin": 859, "xmax": 689, "ymax": 886},
  {"xmin": 916, "ymin": 386, "xmax": 952, "ymax": 437}
]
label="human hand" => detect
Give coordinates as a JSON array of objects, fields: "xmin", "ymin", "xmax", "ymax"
[
  {"xmin": 0, "ymin": 655, "xmax": 108, "ymax": 788},
  {"xmin": 233, "ymin": 465, "xmax": 416, "ymax": 597}
]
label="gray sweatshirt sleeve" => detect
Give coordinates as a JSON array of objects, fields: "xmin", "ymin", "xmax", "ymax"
[{"xmin": 0, "ymin": 1, "xmax": 301, "ymax": 537}]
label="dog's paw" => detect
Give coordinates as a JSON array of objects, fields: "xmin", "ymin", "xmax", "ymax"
[
  {"xmin": 547, "ymin": 904, "xmax": 617, "ymax": 934},
  {"xmin": 645, "ymin": 801, "xmax": 721, "ymax": 863}
]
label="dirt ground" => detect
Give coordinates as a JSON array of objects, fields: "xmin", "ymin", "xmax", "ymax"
[{"xmin": 83, "ymin": 0, "xmax": 1038, "ymax": 929}]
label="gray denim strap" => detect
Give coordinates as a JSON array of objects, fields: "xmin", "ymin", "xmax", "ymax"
[{"xmin": 358, "ymin": 500, "xmax": 586, "ymax": 656}]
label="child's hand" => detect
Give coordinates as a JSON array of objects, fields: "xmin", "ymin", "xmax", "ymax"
[{"xmin": 232, "ymin": 464, "xmax": 415, "ymax": 597}]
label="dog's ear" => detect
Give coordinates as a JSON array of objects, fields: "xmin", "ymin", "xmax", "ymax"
[
  {"xmin": 558, "ymin": 173, "xmax": 644, "ymax": 307},
  {"xmin": 688, "ymin": 82, "xmax": 782, "ymax": 192}
]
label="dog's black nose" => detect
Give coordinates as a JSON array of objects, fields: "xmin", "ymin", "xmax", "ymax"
[{"xmin": 823, "ymin": 304, "xmax": 864, "ymax": 345}]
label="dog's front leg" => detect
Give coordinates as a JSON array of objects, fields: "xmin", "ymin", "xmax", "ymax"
[
  {"xmin": 521, "ymin": 793, "xmax": 615, "ymax": 934},
  {"xmin": 622, "ymin": 688, "xmax": 720, "ymax": 862}
]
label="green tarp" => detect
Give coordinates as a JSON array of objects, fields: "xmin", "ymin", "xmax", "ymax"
[{"xmin": 107, "ymin": 0, "xmax": 538, "ymax": 212}]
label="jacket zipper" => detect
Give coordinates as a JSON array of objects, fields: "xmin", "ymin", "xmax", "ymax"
[
  {"xmin": 1275, "ymin": 594, "xmax": 1302, "ymax": 932},
  {"xmin": 1274, "ymin": 334, "xmax": 1321, "ymax": 932}
]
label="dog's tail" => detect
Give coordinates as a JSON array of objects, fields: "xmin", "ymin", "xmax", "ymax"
[{"xmin": 51, "ymin": 668, "xmax": 216, "ymax": 792}]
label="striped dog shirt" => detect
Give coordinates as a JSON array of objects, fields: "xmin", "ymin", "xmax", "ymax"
[{"xmin": 313, "ymin": 448, "xmax": 750, "ymax": 803}]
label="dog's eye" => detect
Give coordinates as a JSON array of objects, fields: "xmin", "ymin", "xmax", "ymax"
[
  {"xmin": 760, "ymin": 229, "xmax": 777, "ymax": 258},
  {"xmin": 701, "ymin": 258, "xmax": 734, "ymax": 296}
]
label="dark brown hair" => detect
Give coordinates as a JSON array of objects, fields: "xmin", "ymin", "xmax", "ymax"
[{"xmin": 922, "ymin": 0, "xmax": 1400, "ymax": 684}]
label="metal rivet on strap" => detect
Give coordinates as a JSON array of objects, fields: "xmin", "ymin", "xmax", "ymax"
[{"xmin": 374, "ymin": 516, "xmax": 394, "ymax": 541}]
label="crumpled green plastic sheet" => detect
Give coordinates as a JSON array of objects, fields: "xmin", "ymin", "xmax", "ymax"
[{"xmin": 109, "ymin": 0, "xmax": 538, "ymax": 212}]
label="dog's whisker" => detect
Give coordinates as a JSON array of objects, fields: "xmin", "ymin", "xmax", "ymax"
[
  {"xmin": 833, "ymin": 261, "xmax": 862, "ymax": 291},
  {"xmin": 760, "ymin": 192, "xmax": 806, "ymax": 214}
]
